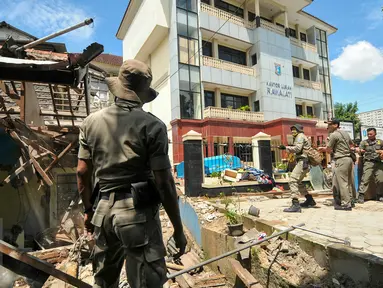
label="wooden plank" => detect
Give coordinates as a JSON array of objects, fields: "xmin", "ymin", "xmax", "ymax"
[
  {"xmin": 48, "ymin": 84, "xmax": 61, "ymax": 127},
  {"xmin": 167, "ymin": 268, "xmax": 190, "ymax": 288},
  {"xmin": 166, "ymin": 263, "xmax": 186, "ymax": 271},
  {"xmin": 66, "ymin": 85, "xmax": 75, "ymax": 126},
  {"xmin": 44, "ymin": 140, "xmax": 77, "ymax": 173},
  {"xmin": 228, "ymin": 258, "xmax": 263, "ymax": 288},
  {"xmin": 20, "ymin": 82, "xmax": 25, "ymax": 122},
  {"xmin": 0, "ymin": 240, "xmax": 91, "ymax": 288},
  {"xmin": 31, "ymin": 157, "xmax": 53, "ymax": 186}
]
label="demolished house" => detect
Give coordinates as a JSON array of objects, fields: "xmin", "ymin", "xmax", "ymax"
[{"xmin": 0, "ymin": 19, "xmax": 110, "ymax": 287}]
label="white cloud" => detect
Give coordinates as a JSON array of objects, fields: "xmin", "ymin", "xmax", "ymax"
[
  {"xmin": 330, "ymin": 41, "xmax": 383, "ymax": 82},
  {"xmin": 0, "ymin": 0, "xmax": 95, "ymax": 41}
]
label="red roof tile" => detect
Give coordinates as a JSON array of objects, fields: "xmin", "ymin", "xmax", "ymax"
[{"xmin": 93, "ymin": 53, "xmax": 123, "ymax": 66}]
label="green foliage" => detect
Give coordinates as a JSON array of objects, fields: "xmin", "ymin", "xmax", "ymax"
[
  {"xmin": 224, "ymin": 209, "xmax": 242, "ymax": 225},
  {"xmin": 275, "ymin": 162, "xmax": 288, "ymax": 171},
  {"xmin": 334, "ymin": 102, "xmax": 360, "ymax": 136},
  {"xmin": 210, "ymin": 171, "xmax": 221, "ymax": 178},
  {"xmin": 239, "ymin": 105, "xmax": 251, "ymax": 111},
  {"xmin": 219, "ymin": 192, "xmax": 233, "ymax": 209},
  {"xmin": 298, "ymin": 114, "xmax": 315, "ymax": 119},
  {"xmin": 227, "ymin": 106, "xmax": 233, "ymax": 109}
]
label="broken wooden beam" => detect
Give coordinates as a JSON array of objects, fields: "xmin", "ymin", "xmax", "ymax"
[
  {"xmin": 44, "ymin": 139, "xmax": 77, "ymax": 173},
  {"xmin": 0, "ymin": 240, "xmax": 91, "ymax": 288},
  {"xmin": 228, "ymin": 258, "xmax": 263, "ymax": 288},
  {"xmin": 31, "ymin": 157, "xmax": 53, "ymax": 186},
  {"xmin": 29, "ymin": 245, "xmax": 72, "ymax": 264},
  {"xmin": 166, "ymin": 262, "xmax": 185, "ymax": 271}
]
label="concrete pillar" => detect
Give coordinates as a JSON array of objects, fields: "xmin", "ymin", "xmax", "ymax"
[
  {"xmin": 212, "ymin": 38, "xmax": 219, "ymax": 58},
  {"xmin": 183, "ymin": 130, "xmax": 204, "ymax": 197},
  {"xmin": 299, "ymin": 64, "xmax": 303, "ymax": 79},
  {"xmin": 252, "ymin": 132, "xmax": 272, "ymax": 175},
  {"xmin": 254, "ymin": 0, "xmax": 261, "ymax": 27},
  {"xmin": 295, "ymin": 23, "xmax": 300, "ymax": 42},
  {"xmin": 228, "ymin": 137, "xmax": 234, "ymax": 156},
  {"xmin": 246, "ymin": 49, "xmax": 251, "ymax": 66},
  {"xmin": 215, "ymin": 88, "xmax": 221, "ymax": 108},
  {"xmin": 302, "ymin": 102, "xmax": 307, "ymax": 116},
  {"xmin": 284, "ymin": 11, "xmax": 289, "ymax": 37},
  {"xmin": 210, "ymin": 0, "xmax": 214, "ymax": 7},
  {"xmin": 207, "ymin": 136, "xmax": 214, "ymax": 157}
]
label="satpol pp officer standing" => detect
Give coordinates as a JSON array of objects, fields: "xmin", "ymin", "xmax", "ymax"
[
  {"xmin": 279, "ymin": 124, "xmax": 316, "ymax": 213},
  {"xmin": 77, "ymin": 59, "xmax": 187, "ymax": 288},
  {"xmin": 357, "ymin": 128, "xmax": 383, "ymax": 203}
]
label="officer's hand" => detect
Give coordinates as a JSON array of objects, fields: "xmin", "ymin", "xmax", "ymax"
[
  {"xmin": 172, "ymin": 230, "xmax": 187, "ymax": 259},
  {"xmin": 84, "ymin": 212, "xmax": 94, "ymax": 235},
  {"xmin": 278, "ymin": 145, "xmax": 286, "ymax": 150},
  {"xmin": 360, "ymin": 149, "xmax": 366, "ymax": 154}
]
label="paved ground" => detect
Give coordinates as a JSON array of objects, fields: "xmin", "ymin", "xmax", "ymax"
[{"xmin": 215, "ymin": 196, "xmax": 383, "ymax": 259}]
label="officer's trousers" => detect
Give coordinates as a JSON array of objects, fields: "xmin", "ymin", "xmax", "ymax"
[
  {"xmin": 91, "ymin": 194, "xmax": 167, "ymax": 288},
  {"xmin": 289, "ymin": 160, "xmax": 309, "ymax": 199},
  {"xmin": 333, "ymin": 157, "xmax": 353, "ymax": 207},
  {"xmin": 359, "ymin": 161, "xmax": 383, "ymax": 197}
]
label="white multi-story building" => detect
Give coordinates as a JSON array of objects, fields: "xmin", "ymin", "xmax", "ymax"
[
  {"xmin": 358, "ymin": 109, "xmax": 383, "ymax": 128},
  {"xmin": 116, "ymin": 0, "xmax": 336, "ymax": 163},
  {"xmin": 117, "ymin": 0, "xmax": 336, "ymax": 122}
]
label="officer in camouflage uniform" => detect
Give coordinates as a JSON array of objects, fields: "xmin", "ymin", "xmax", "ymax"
[
  {"xmin": 279, "ymin": 124, "xmax": 316, "ymax": 213},
  {"xmin": 357, "ymin": 128, "xmax": 383, "ymax": 203},
  {"xmin": 77, "ymin": 60, "xmax": 187, "ymax": 288},
  {"xmin": 319, "ymin": 119, "xmax": 353, "ymax": 210}
]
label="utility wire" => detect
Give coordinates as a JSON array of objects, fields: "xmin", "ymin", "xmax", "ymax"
[{"xmin": 153, "ymin": 0, "xmax": 248, "ymax": 90}]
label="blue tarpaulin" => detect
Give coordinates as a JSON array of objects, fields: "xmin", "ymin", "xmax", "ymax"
[{"xmin": 176, "ymin": 154, "xmax": 242, "ymax": 179}]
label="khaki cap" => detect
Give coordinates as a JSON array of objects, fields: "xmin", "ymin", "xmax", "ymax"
[{"xmin": 105, "ymin": 59, "xmax": 158, "ymax": 104}]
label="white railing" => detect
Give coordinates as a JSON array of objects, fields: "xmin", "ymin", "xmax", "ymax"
[
  {"xmin": 294, "ymin": 78, "xmax": 322, "ymax": 91},
  {"xmin": 203, "ymin": 56, "xmax": 255, "ymax": 76},
  {"xmin": 201, "ymin": 3, "xmax": 252, "ymax": 28},
  {"xmin": 260, "ymin": 19, "xmax": 285, "ymax": 36},
  {"xmin": 204, "ymin": 106, "xmax": 264, "ymax": 122},
  {"xmin": 290, "ymin": 37, "xmax": 318, "ymax": 53}
]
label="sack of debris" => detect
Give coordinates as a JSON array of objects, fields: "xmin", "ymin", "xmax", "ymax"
[{"xmin": 304, "ymin": 147, "xmax": 323, "ymax": 167}]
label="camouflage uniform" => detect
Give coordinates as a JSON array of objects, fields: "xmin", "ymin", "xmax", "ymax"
[
  {"xmin": 78, "ymin": 61, "xmax": 170, "ymax": 288},
  {"xmin": 359, "ymin": 139, "xmax": 383, "ymax": 199},
  {"xmin": 327, "ymin": 130, "xmax": 353, "ymax": 207}
]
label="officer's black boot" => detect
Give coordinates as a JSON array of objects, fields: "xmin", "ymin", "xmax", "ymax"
[
  {"xmin": 283, "ymin": 198, "xmax": 302, "ymax": 213},
  {"xmin": 358, "ymin": 193, "xmax": 365, "ymax": 204},
  {"xmin": 300, "ymin": 194, "xmax": 316, "ymax": 208}
]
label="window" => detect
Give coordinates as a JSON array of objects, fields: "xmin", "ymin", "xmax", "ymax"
[
  {"xmin": 296, "ymin": 104, "xmax": 303, "ymax": 116},
  {"xmin": 307, "ymin": 106, "xmax": 313, "ymax": 116},
  {"xmin": 254, "ymin": 100, "xmax": 260, "ymax": 112},
  {"xmin": 204, "ymin": 91, "xmax": 215, "ymax": 107},
  {"xmin": 221, "ymin": 93, "xmax": 249, "ymax": 109},
  {"xmin": 289, "ymin": 28, "xmax": 297, "ymax": 38},
  {"xmin": 214, "ymin": 0, "xmax": 244, "ymax": 17},
  {"xmin": 292, "ymin": 66, "xmax": 300, "ymax": 78},
  {"xmin": 177, "ymin": 0, "xmax": 197, "ymax": 12},
  {"xmin": 303, "ymin": 68, "xmax": 310, "ymax": 81},
  {"xmin": 202, "ymin": 40, "xmax": 212, "ymax": 57},
  {"xmin": 201, "ymin": 0, "xmax": 209, "ymax": 4},
  {"xmin": 248, "ymin": 11, "xmax": 256, "ymax": 22},
  {"xmin": 300, "ymin": 32, "xmax": 307, "ymax": 42},
  {"xmin": 218, "ymin": 45, "xmax": 246, "ymax": 65},
  {"xmin": 180, "ymin": 91, "xmax": 198, "ymax": 119},
  {"xmin": 178, "ymin": 36, "xmax": 199, "ymax": 66},
  {"xmin": 251, "ymin": 53, "xmax": 257, "ymax": 66}
]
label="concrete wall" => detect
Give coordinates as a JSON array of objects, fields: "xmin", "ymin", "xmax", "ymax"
[
  {"xmin": 122, "ymin": 0, "xmax": 170, "ymax": 61},
  {"xmin": 0, "ymin": 27, "xmax": 34, "ymax": 41},
  {"xmin": 253, "ymin": 28, "xmax": 296, "ymax": 121},
  {"xmin": 201, "ymin": 66, "xmax": 257, "ymax": 91},
  {"xmin": 290, "ymin": 44, "xmax": 320, "ymax": 64},
  {"xmin": 294, "ymin": 86, "xmax": 323, "ymax": 103},
  {"xmin": 199, "ymin": 11, "xmax": 253, "ymax": 43}
]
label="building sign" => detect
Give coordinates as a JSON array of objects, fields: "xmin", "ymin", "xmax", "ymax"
[
  {"xmin": 274, "ymin": 63, "xmax": 281, "ymax": 76},
  {"xmin": 266, "ymin": 82, "xmax": 292, "ymax": 98},
  {"xmin": 339, "ymin": 121, "xmax": 355, "ymax": 140},
  {"xmin": 361, "ymin": 125, "xmax": 383, "ymax": 141}
]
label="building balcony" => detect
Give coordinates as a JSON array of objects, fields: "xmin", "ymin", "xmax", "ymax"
[
  {"xmin": 202, "ymin": 56, "xmax": 255, "ymax": 76},
  {"xmin": 294, "ymin": 78, "xmax": 321, "ymax": 91},
  {"xmin": 203, "ymin": 106, "xmax": 264, "ymax": 122},
  {"xmin": 259, "ymin": 19, "xmax": 285, "ymax": 36},
  {"xmin": 201, "ymin": 3, "xmax": 252, "ymax": 29},
  {"xmin": 290, "ymin": 37, "xmax": 317, "ymax": 53}
]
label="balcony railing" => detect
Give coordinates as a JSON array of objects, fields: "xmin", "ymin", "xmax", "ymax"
[
  {"xmin": 294, "ymin": 78, "xmax": 322, "ymax": 91},
  {"xmin": 201, "ymin": 3, "xmax": 252, "ymax": 28},
  {"xmin": 204, "ymin": 106, "xmax": 264, "ymax": 122},
  {"xmin": 203, "ymin": 56, "xmax": 255, "ymax": 76},
  {"xmin": 259, "ymin": 19, "xmax": 285, "ymax": 36},
  {"xmin": 290, "ymin": 37, "xmax": 318, "ymax": 53}
]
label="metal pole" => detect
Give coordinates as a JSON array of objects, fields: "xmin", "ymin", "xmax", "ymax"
[
  {"xmin": 292, "ymin": 225, "xmax": 347, "ymax": 243},
  {"xmin": 18, "ymin": 18, "xmax": 93, "ymax": 51},
  {"xmin": 167, "ymin": 223, "xmax": 305, "ymax": 279}
]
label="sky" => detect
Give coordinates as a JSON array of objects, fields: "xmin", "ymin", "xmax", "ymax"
[{"xmin": 0, "ymin": 0, "xmax": 382, "ymax": 113}]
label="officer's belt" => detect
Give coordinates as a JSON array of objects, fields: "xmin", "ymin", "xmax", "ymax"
[{"xmin": 101, "ymin": 191, "xmax": 132, "ymax": 201}]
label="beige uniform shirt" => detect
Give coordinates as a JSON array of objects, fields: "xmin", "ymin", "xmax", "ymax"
[
  {"xmin": 327, "ymin": 130, "xmax": 352, "ymax": 159},
  {"xmin": 78, "ymin": 101, "xmax": 171, "ymax": 192},
  {"xmin": 286, "ymin": 133, "xmax": 311, "ymax": 160}
]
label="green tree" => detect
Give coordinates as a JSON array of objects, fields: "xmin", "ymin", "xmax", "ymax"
[{"xmin": 334, "ymin": 102, "xmax": 361, "ymax": 138}]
